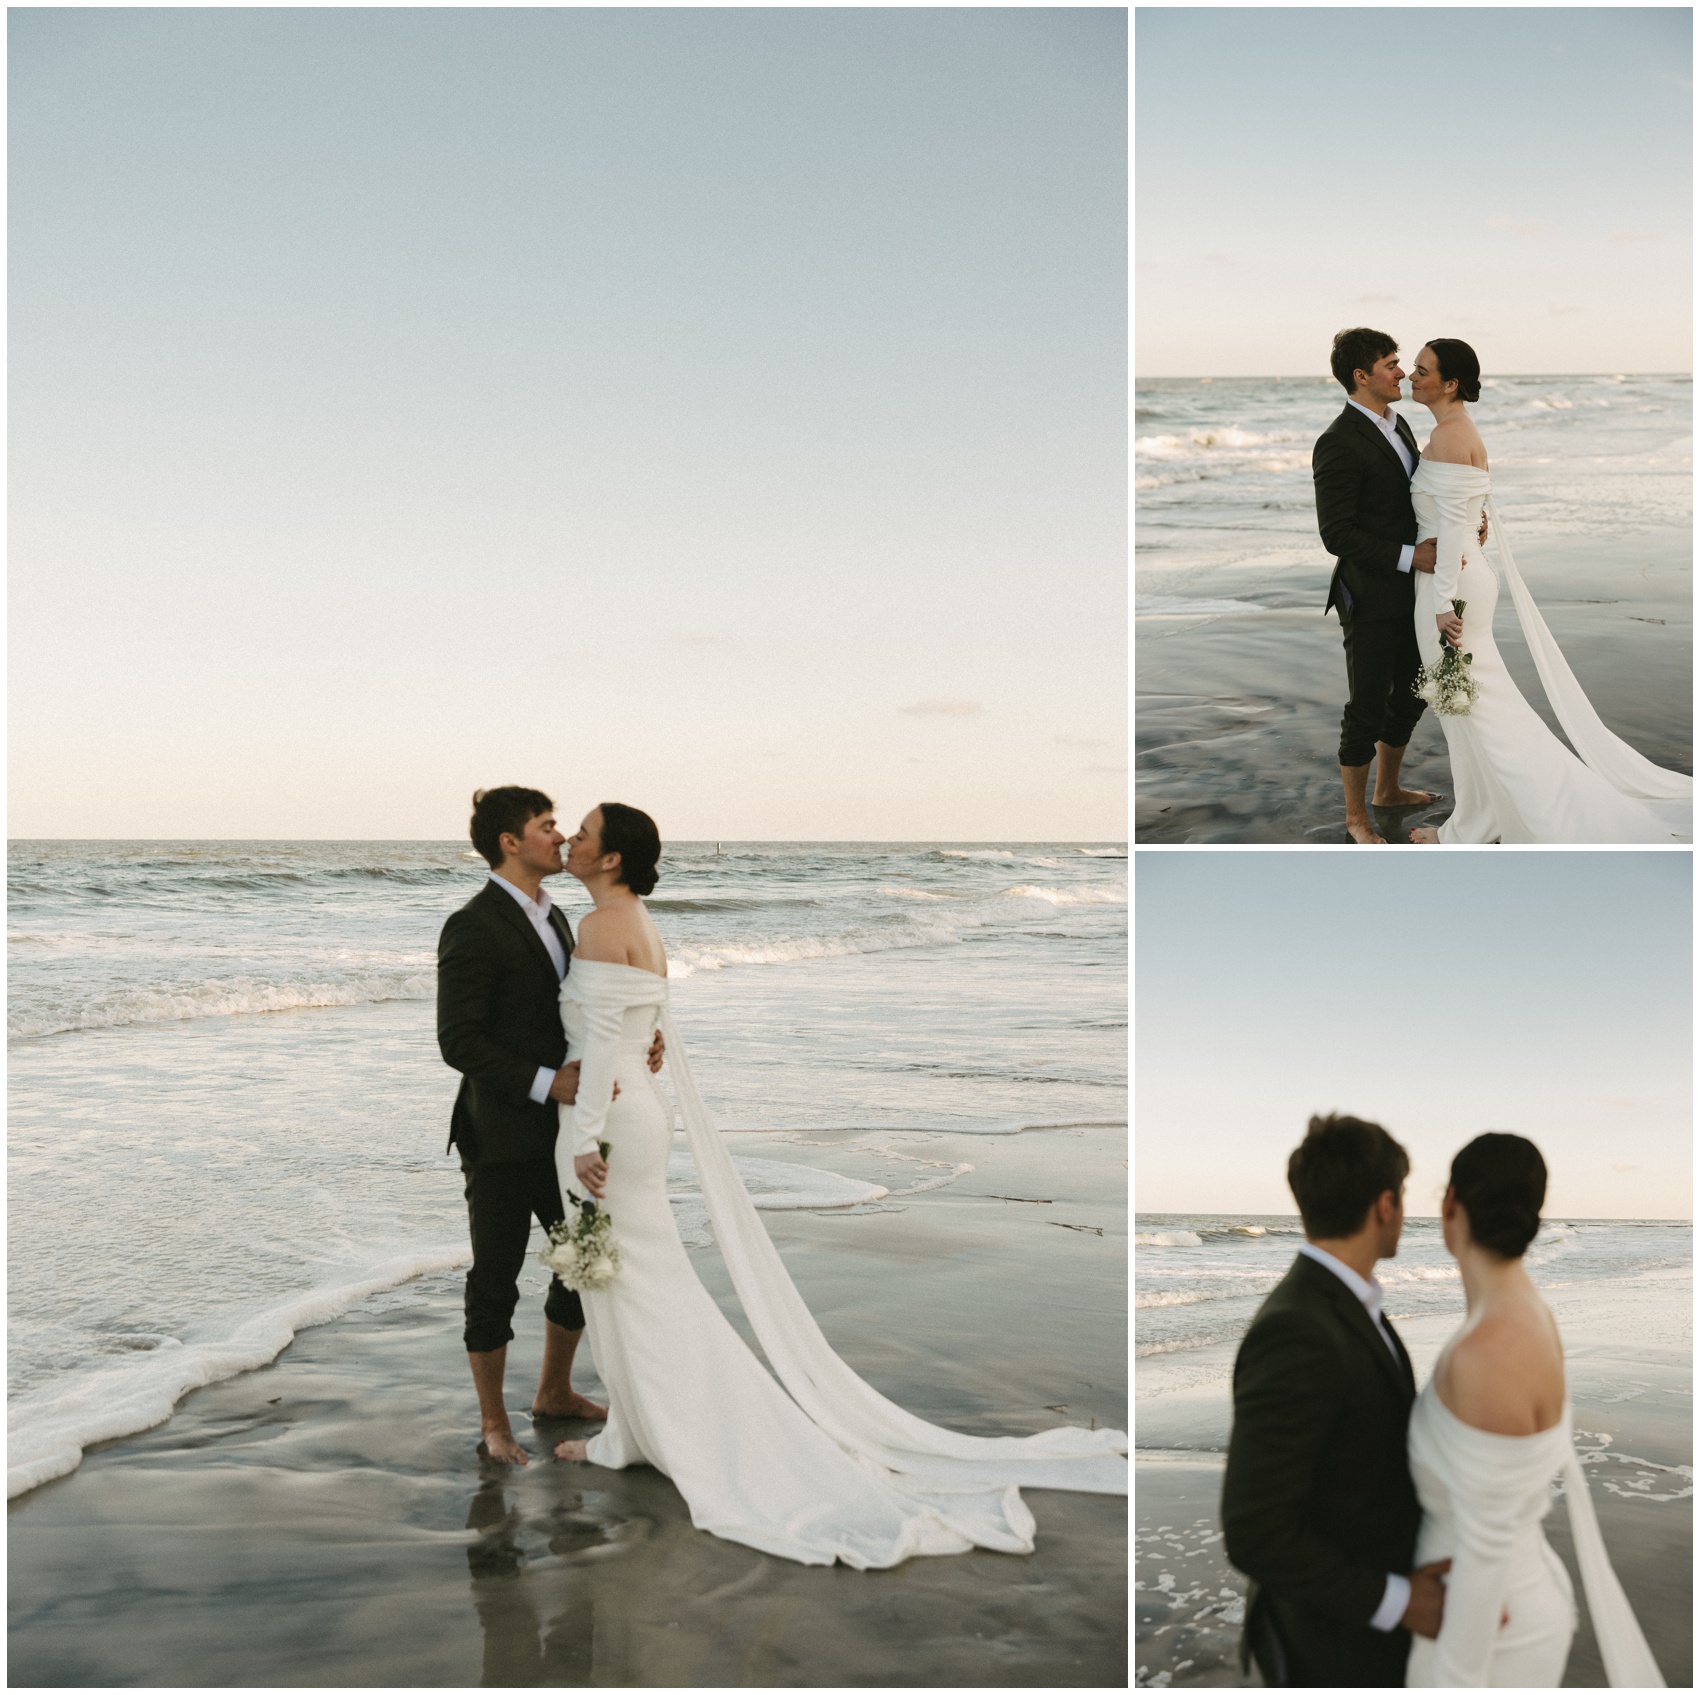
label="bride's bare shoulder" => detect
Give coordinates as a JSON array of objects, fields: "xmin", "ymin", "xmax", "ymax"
[
  {"xmin": 1440, "ymin": 1306, "xmax": 1564, "ymax": 1435},
  {"xmin": 576, "ymin": 900, "xmax": 666, "ymax": 972},
  {"xmin": 574, "ymin": 903, "xmax": 639, "ymax": 963},
  {"xmin": 1424, "ymin": 413, "xmax": 1489, "ymax": 470}
]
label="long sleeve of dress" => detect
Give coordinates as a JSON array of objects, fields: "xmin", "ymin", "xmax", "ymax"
[
  {"xmin": 568, "ymin": 993, "xmax": 628, "ymax": 1157},
  {"xmin": 1429, "ymin": 484, "xmax": 1477, "ymax": 609},
  {"xmin": 1428, "ymin": 1453, "xmax": 1523, "ymax": 1687}
]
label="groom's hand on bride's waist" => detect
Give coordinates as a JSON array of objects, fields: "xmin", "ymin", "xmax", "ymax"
[
  {"xmin": 1412, "ymin": 539, "xmax": 1437, "ymax": 573},
  {"xmin": 548, "ymin": 1062, "xmax": 622, "ymax": 1106},
  {"xmin": 1401, "ymin": 1558, "xmax": 1451, "ymax": 1639},
  {"xmin": 647, "ymin": 1030, "xmax": 665, "ymax": 1073}
]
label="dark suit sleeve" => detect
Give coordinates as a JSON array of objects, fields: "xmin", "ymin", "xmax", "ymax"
[
  {"xmin": 436, "ymin": 909, "xmax": 551, "ymax": 1104},
  {"xmin": 1313, "ymin": 432, "xmax": 1405, "ymax": 577},
  {"xmin": 1221, "ymin": 1310, "xmax": 1391, "ymax": 1627}
]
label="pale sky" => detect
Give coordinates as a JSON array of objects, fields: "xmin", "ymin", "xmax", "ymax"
[
  {"xmin": 1136, "ymin": 852, "xmax": 1693, "ymax": 1219},
  {"xmin": 9, "ymin": 9, "xmax": 1126, "ymax": 841},
  {"xmin": 1136, "ymin": 7, "xmax": 1693, "ymax": 376}
]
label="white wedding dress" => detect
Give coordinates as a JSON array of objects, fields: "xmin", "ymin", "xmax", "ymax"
[
  {"xmin": 554, "ymin": 958, "xmax": 1127, "ymax": 1568},
  {"xmin": 1406, "ymin": 1378, "xmax": 1663, "ymax": 1687},
  {"xmin": 1410, "ymin": 460, "xmax": 1691, "ymax": 843}
]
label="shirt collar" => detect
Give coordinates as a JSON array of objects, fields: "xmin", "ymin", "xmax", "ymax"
[
  {"xmin": 1298, "ymin": 1240, "xmax": 1385, "ymax": 1321},
  {"xmin": 488, "ymin": 871, "xmax": 553, "ymax": 921},
  {"xmin": 1347, "ymin": 397, "xmax": 1402, "ymax": 434}
]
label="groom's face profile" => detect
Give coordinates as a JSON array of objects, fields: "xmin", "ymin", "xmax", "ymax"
[
  {"xmin": 1374, "ymin": 1184, "xmax": 1406, "ymax": 1261},
  {"xmin": 1353, "ymin": 350, "xmax": 1405, "ymax": 409},
  {"xmin": 499, "ymin": 810, "xmax": 565, "ymax": 879}
]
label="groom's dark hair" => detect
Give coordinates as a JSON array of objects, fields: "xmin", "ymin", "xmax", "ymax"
[
  {"xmin": 469, "ymin": 786, "xmax": 554, "ymax": 869},
  {"xmin": 1288, "ymin": 1112, "xmax": 1410, "ymax": 1238},
  {"xmin": 1330, "ymin": 327, "xmax": 1398, "ymax": 395}
]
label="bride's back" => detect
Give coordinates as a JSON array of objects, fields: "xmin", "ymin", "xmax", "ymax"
[
  {"xmin": 1436, "ymin": 1133, "xmax": 1565, "ymax": 1435},
  {"xmin": 1436, "ymin": 1286, "xmax": 1566, "ymax": 1435}
]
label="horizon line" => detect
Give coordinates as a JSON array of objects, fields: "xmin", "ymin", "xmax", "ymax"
[
  {"xmin": 1136, "ymin": 1211, "xmax": 1693, "ymax": 1224},
  {"xmin": 1137, "ymin": 370, "xmax": 1693, "ymax": 383},
  {"xmin": 7, "ymin": 835, "xmax": 1131, "ymax": 846}
]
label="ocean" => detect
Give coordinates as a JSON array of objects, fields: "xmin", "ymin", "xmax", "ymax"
[
  {"xmin": 1134, "ymin": 1211, "xmax": 1693, "ymax": 1687},
  {"xmin": 1134, "ymin": 374, "xmax": 1693, "ymax": 841},
  {"xmin": 1136, "ymin": 372, "xmax": 1692, "ymax": 585},
  {"xmin": 7, "ymin": 840, "xmax": 1127, "ymax": 1498}
]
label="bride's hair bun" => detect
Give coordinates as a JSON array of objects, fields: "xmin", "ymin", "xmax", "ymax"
[
  {"xmin": 1448, "ymin": 1132, "xmax": 1546, "ymax": 1258},
  {"xmin": 596, "ymin": 802, "xmax": 661, "ymax": 897},
  {"xmin": 1427, "ymin": 337, "xmax": 1482, "ymax": 404}
]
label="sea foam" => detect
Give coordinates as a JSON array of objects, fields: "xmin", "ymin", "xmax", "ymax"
[{"xmin": 6, "ymin": 1245, "xmax": 472, "ymax": 1500}]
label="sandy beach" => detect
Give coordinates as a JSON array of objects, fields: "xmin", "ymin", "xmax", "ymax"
[
  {"xmin": 9, "ymin": 1122, "xmax": 1128, "ymax": 1688},
  {"xmin": 1134, "ymin": 1248, "xmax": 1690, "ymax": 1688},
  {"xmin": 1136, "ymin": 528, "xmax": 1692, "ymax": 843}
]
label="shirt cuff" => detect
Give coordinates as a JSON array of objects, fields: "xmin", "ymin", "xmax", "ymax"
[
  {"xmin": 1371, "ymin": 1572, "xmax": 1411, "ymax": 1633},
  {"xmin": 529, "ymin": 1066, "xmax": 556, "ymax": 1106},
  {"xmin": 1397, "ymin": 543, "xmax": 1415, "ymax": 574}
]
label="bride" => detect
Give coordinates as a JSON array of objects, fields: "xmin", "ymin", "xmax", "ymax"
[
  {"xmin": 545, "ymin": 803, "xmax": 1127, "ymax": 1568},
  {"xmin": 1406, "ymin": 1133, "xmax": 1663, "ymax": 1687},
  {"xmin": 1403, "ymin": 340, "xmax": 1691, "ymax": 844}
]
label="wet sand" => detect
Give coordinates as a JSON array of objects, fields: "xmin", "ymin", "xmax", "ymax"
[
  {"xmin": 8, "ymin": 1125, "xmax": 1128, "ymax": 1688},
  {"xmin": 1133, "ymin": 1269, "xmax": 1691, "ymax": 1688},
  {"xmin": 1135, "ymin": 528, "xmax": 1692, "ymax": 843}
]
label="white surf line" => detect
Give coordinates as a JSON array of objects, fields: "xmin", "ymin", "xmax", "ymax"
[{"xmin": 8, "ymin": 1245, "xmax": 471, "ymax": 1500}]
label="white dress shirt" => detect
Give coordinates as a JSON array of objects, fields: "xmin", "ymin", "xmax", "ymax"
[
  {"xmin": 1347, "ymin": 398, "xmax": 1417, "ymax": 575},
  {"xmin": 1297, "ymin": 1240, "xmax": 1411, "ymax": 1634},
  {"xmin": 488, "ymin": 872, "xmax": 568, "ymax": 1105}
]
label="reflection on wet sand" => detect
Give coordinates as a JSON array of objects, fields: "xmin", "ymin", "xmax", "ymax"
[{"xmin": 10, "ymin": 1124, "xmax": 1127, "ymax": 1687}]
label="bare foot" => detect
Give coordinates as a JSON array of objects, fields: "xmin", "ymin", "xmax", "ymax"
[
  {"xmin": 479, "ymin": 1427, "xmax": 529, "ymax": 1465},
  {"xmin": 1409, "ymin": 826, "xmax": 1441, "ymax": 844},
  {"xmin": 1346, "ymin": 818, "xmax": 1387, "ymax": 844},
  {"xmin": 1372, "ymin": 786, "xmax": 1439, "ymax": 807},
  {"xmin": 555, "ymin": 1439, "xmax": 590, "ymax": 1463},
  {"xmin": 531, "ymin": 1392, "xmax": 608, "ymax": 1421}
]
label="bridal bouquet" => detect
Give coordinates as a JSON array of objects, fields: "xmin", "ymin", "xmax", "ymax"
[
  {"xmin": 1413, "ymin": 599, "xmax": 1479, "ymax": 717},
  {"xmin": 541, "ymin": 1142, "xmax": 620, "ymax": 1290}
]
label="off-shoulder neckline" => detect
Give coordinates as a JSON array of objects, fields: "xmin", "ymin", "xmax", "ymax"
[
  {"xmin": 1427, "ymin": 1378, "xmax": 1568, "ymax": 1440},
  {"xmin": 569, "ymin": 958, "xmax": 669, "ymax": 982}
]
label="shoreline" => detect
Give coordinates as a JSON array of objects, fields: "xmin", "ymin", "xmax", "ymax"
[
  {"xmin": 1135, "ymin": 527, "xmax": 1692, "ymax": 843},
  {"xmin": 1134, "ymin": 1270, "xmax": 1692, "ymax": 1688},
  {"xmin": 9, "ymin": 1123, "xmax": 1129, "ymax": 1688}
]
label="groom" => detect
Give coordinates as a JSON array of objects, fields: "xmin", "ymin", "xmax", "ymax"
[
  {"xmin": 1221, "ymin": 1113, "xmax": 1449, "ymax": 1687},
  {"xmin": 1315, "ymin": 328, "xmax": 1450, "ymax": 845},
  {"xmin": 437, "ymin": 785, "xmax": 662, "ymax": 1464}
]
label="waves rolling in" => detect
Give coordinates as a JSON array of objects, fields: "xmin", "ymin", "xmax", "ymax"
[{"xmin": 8, "ymin": 839, "xmax": 1127, "ymax": 1498}]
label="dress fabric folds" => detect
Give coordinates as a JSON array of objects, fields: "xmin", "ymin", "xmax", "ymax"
[
  {"xmin": 1405, "ymin": 1381, "xmax": 1663, "ymax": 1688},
  {"xmin": 1409, "ymin": 460, "xmax": 1690, "ymax": 843},
  {"xmin": 555, "ymin": 959, "xmax": 1128, "ymax": 1569}
]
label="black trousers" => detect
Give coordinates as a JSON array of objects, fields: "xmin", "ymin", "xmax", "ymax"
[
  {"xmin": 1338, "ymin": 608, "xmax": 1426, "ymax": 768},
  {"xmin": 461, "ymin": 1156, "xmax": 585, "ymax": 1353},
  {"xmin": 1252, "ymin": 1593, "xmax": 1410, "ymax": 1688}
]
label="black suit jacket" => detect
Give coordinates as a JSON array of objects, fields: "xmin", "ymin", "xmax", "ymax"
[
  {"xmin": 1314, "ymin": 404, "xmax": 1422, "ymax": 623},
  {"xmin": 437, "ymin": 879, "xmax": 576, "ymax": 1165},
  {"xmin": 1221, "ymin": 1252, "xmax": 1421, "ymax": 1687}
]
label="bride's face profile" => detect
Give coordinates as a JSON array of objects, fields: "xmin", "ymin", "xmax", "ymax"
[
  {"xmin": 1440, "ymin": 1185, "xmax": 1467, "ymax": 1257},
  {"xmin": 565, "ymin": 808, "xmax": 617, "ymax": 885},
  {"xmin": 1408, "ymin": 346, "xmax": 1456, "ymax": 410}
]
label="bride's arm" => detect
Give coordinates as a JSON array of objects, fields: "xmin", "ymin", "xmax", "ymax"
[
  {"xmin": 1429, "ymin": 485, "xmax": 1474, "ymax": 611},
  {"xmin": 568, "ymin": 995, "xmax": 626, "ymax": 1158},
  {"xmin": 1428, "ymin": 1468, "xmax": 1521, "ymax": 1686}
]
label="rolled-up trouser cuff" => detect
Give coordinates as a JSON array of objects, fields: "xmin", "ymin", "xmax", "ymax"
[
  {"xmin": 462, "ymin": 1155, "xmax": 586, "ymax": 1352},
  {"xmin": 1338, "ymin": 614, "xmax": 1426, "ymax": 769}
]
